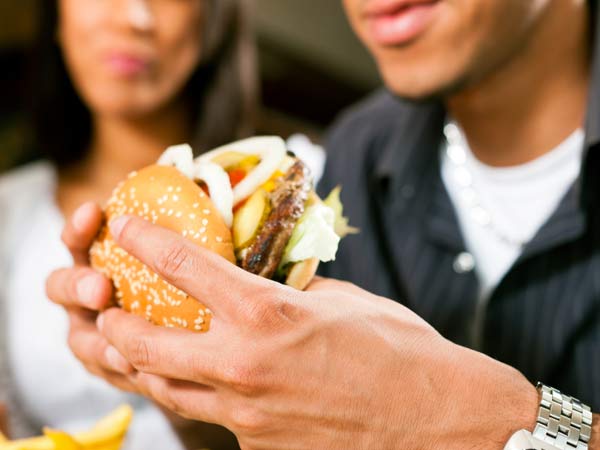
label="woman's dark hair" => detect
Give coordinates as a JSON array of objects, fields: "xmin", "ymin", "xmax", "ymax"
[{"xmin": 30, "ymin": 0, "xmax": 258, "ymax": 166}]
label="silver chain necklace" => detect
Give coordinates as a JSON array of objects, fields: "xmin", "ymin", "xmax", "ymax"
[{"xmin": 443, "ymin": 122, "xmax": 527, "ymax": 249}]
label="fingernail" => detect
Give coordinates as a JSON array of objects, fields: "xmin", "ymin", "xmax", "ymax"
[
  {"xmin": 105, "ymin": 346, "xmax": 132, "ymax": 374},
  {"xmin": 72, "ymin": 203, "xmax": 92, "ymax": 233},
  {"xmin": 109, "ymin": 216, "xmax": 131, "ymax": 240},
  {"xmin": 76, "ymin": 274, "xmax": 99, "ymax": 308},
  {"xmin": 97, "ymin": 313, "xmax": 105, "ymax": 332}
]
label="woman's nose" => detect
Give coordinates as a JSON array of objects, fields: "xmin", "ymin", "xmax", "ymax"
[{"xmin": 125, "ymin": 0, "xmax": 155, "ymax": 32}]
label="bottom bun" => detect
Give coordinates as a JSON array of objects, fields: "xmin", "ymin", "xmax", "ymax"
[{"xmin": 284, "ymin": 257, "xmax": 319, "ymax": 290}]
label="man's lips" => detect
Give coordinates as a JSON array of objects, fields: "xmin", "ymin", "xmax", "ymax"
[{"xmin": 364, "ymin": 0, "xmax": 441, "ymax": 46}]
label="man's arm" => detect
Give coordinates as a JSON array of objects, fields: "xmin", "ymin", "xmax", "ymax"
[{"xmin": 46, "ymin": 210, "xmax": 599, "ymax": 450}]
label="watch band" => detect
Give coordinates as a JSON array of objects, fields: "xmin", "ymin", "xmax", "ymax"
[{"xmin": 533, "ymin": 383, "xmax": 592, "ymax": 450}]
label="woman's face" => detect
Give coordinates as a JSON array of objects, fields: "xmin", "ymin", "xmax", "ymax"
[{"xmin": 58, "ymin": 0, "xmax": 204, "ymax": 118}]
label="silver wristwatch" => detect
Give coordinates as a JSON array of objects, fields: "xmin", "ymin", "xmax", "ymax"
[{"xmin": 504, "ymin": 383, "xmax": 593, "ymax": 450}]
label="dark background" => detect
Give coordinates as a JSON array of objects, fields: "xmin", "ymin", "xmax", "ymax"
[{"xmin": 0, "ymin": 0, "xmax": 381, "ymax": 173}]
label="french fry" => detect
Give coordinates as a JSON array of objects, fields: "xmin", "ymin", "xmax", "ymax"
[
  {"xmin": 0, "ymin": 405, "xmax": 133, "ymax": 450},
  {"xmin": 44, "ymin": 430, "xmax": 82, "ymax": 450}
]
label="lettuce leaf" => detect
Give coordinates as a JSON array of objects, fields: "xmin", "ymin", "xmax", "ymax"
[
  {"xmin": 323, "ymin": 186, "xmax": 359, "ymax": 238},
  {"xmin": 280, "ymin": 203, "xmax": 340, "ymax": 266}
]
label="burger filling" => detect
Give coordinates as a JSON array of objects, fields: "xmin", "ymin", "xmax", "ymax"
[
  {"xmin": 157, "ymin": 138, "xmax": 354, "ymax": 282},
  {"xmin": 238, "ymin": 159, "xmax": 311, "ymax": 279}
]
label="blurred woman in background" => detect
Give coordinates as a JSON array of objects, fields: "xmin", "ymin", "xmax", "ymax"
[{"xmin": 0, "ymin": 0, "xmax": 256, "ymax": 448}]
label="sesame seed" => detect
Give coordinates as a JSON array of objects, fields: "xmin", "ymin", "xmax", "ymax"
[
  {"xmin": 189, "ymin": 213, "xmax": 196, "ymax": 220},
  {"xmin": 175, "ymin": 211, "xmax": 182, "ymax": 218},
  {"xmin": 202, "ymin": 218, "xmax": 208, "ymax": 226},
  {"xmin": 216, "ymin": 236, "xmax": 223, "ymax": 243},
  {"xmin": 173, "ymin": 195, "xmax": 179, "ymax": 202},
  {"xmin": 167, "ymin": 209, "xmax": 174, "ymax": 216},
  {"xmin": 201, "ymin": 236, "xmax": 207, "ymax": 243},
  {"xmin": 167, "ymin": 186, "xmax": 174, "ymax": 192},
  {"xmin": 202, "ymin": 209, "xmax": 211, "ymax": 215}
]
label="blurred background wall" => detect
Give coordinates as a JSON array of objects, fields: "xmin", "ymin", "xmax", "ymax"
[{"xmin": 0, "ymin": 0, "xmax": 380, "ymax": 173}]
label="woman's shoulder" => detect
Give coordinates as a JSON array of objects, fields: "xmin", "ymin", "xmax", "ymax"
[
  {"xmin": 0, "ymin": 160, "xmax": 56, "ymax": 254},
  {"xmin": 0, "ymin": 160, "xmax": 56, "ymax": 201}
]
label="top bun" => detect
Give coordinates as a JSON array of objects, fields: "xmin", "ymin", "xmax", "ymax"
[{"xmin": 90, "ymin": 165, "xmax": 235, "ymax": 332}]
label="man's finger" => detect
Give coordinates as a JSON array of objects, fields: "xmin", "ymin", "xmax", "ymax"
[
  {"xmin": 133, "ymin": 373, "xmax": 225, "ymax": 424},
  {"xmin": 85, "ymin": 365, "xmax": 140, "ymax": 394},
  {"xmin": 99, "ymin": 307, "xmax": 227, "ymax": 384},
  {"xmin": 109, "ymin": 215, "xmax": 281, "ymax": 319},
  {"xmin": 47, "ymin": 267, "xmax": 113, "ymax": 310},
  {"xmin": 67, "ymin": 310, "xmax": 135, "ymax": 375},
  {"xmin": 62, "ymin": 202, "xmax": 104, "ymax": 265}
]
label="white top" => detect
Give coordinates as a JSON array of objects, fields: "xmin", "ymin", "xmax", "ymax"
[
  {"xmin": 0, "ymin": 161, "xmax": 184, "ymax": 449},
  {"xmin": 441, "ymin": 127, "xmax": 585, "ymax": 300}
]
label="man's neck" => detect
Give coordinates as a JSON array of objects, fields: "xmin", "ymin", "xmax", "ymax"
[{"xmin": 446, "ymin": 0, "xmax": 591, "ymax": 167}]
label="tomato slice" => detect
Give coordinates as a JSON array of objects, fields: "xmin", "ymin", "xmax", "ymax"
[
  {"xmin": 233, "ymin": 198, "xmax": 248, "ymax": 213},
  {"xmin": 228, "ymin": 169, "xmax": 246, "ymax": 188}
]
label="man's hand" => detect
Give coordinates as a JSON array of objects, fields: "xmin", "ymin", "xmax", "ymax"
[{"xmin": 54, "ymin": 213, "xmax": 542, "ymax": 450}]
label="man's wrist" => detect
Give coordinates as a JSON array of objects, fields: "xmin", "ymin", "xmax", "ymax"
[
  {"xmin": 496, "ymin": 374, "xmax": 539, "ymax": 448},
  {"xmin": 441, "ymin": 345, "xmax": 538, "ymax": 450}
]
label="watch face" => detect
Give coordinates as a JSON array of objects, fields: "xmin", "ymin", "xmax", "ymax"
[{"xmin": 505, "ymin": 430, "xmax": 560, "ymax": 450}]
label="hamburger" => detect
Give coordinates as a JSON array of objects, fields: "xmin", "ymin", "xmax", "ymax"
[{"xmin": 90, "ymin": 136, "xmax": 355, "ymax": 331}]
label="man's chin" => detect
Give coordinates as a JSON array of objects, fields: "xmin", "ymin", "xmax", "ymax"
[{"xmin": 381, "ymin": 69, "xmax": 471, "ymax": 104}]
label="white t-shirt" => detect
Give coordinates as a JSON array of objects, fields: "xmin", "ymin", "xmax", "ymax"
[
  {"xmin": 441, "ymin": 126, "xmax": 585, "ymax": 345},
  {"xmin": 0, "ymin": 162, "xmax": 184, "ymax": 449}
]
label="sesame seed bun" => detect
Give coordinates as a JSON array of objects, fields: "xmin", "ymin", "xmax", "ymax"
[{"xmin": 90, "ymin": 165, "xmax": 235, "ymax": 332}]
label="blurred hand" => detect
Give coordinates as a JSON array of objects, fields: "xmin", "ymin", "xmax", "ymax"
[
  {"xmin": 46, "ymin": 202, "xmax": 137, "ymax": 393},
  {"xmin": 53, "ymin": 213, "xmax": 540, "ymax": 450},
  {"xmin": 47, "ymin": 203, "xmax": 240, "ymax": 450}
]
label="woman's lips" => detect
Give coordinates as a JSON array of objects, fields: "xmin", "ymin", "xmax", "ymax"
[
  {"xmin": 105, "ymin": 53, "xmax": 152, "ymax": 77},
  {"xmin": 365, "ymin": 0, "xmax": 440, "ymax": 46}
]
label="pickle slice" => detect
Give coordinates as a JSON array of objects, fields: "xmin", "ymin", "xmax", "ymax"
[{"xmin": 233, "ymin": 189, "xmax": 269, "ymax": 250}]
